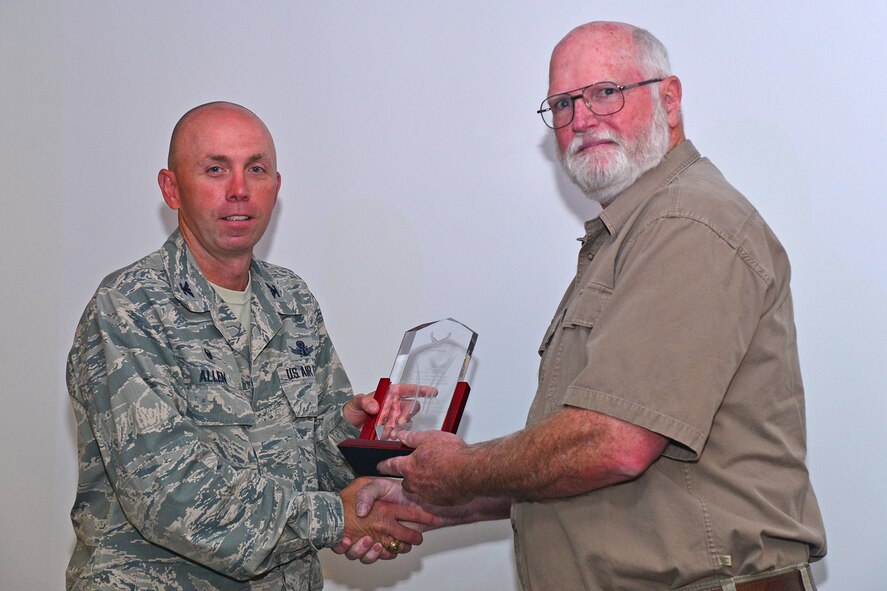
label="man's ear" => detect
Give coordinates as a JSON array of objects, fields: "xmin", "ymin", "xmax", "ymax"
[
  {"xmin": 662, "ymin": 76, "xmax": 683, "ymax": 128},
  {"xmin": 158, "ymin": 169, "xmax": 180, "ymax": 210},
  {"xmin": 273, "ymin": 172, "xmax": 281, "ymax": 208}
]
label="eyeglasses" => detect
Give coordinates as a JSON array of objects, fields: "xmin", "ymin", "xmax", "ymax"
[{"xmin": 537, "ymin": 78, "xmax": 664, "ymax": 129}]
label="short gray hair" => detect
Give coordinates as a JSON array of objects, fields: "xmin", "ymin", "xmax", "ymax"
[{"xmin": 632, "ymin": 27, "xmax": 671, "ymax": 79}]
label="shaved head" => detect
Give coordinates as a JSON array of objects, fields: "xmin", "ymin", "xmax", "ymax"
[
  {"xmin": 158, "ymin": 101, "xmax": 281, "ymax": 289},
  {"xmin": 167, "ymin": 101, "xmax": 276, "ymax": 172}
]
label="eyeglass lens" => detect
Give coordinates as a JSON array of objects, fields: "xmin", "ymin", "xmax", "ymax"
[{"xmin": 540, "ymin": 82, "xmax": 625, "ymax": 129}]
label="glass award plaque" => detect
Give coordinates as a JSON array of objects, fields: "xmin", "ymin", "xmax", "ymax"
[{"xmin": 338, "ymin": 318, "xmax": 477, "ymax": 476}]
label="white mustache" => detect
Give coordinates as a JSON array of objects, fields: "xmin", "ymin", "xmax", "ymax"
[{"xmin": 567, "ymin": 132, "xmax": 623, "ymax": 156}]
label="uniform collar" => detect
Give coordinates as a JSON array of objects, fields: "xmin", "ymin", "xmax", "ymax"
[
  {"xmin": 162, "ymin": 230, "xmax": 215, "ymax": 313},
  {"xmin": 597, "ymin": 140, "xmax": 701, "ymax": 237},
  {"xmin": 248, "ymin": 257, "xmax": 303, "ymax": 317},
  {"xmin": 161, "ymin": 229, "xmax": 301, "ymax": 317}
]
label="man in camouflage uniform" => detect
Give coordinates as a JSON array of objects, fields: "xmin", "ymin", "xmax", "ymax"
[{"xmin": 66, "ymin": 102, "xmax": 431, "ymax": 590}]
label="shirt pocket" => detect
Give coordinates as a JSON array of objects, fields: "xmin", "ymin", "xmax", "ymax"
[
  {"xmin": 187, "ymin": 385, "xmax": 255, "ymax": 424},
  {"xmin": 538, "ymin": 308, "xmax": 567, "ymax": 357},
  {"xmin": 273, "ymin": 368, "xmax": 320, "ymax": 486},
  {"xmin": 545, "ymin": 286, "xmax": 611, "ymax": 397},
  {"xmin": 279, "ymin": 333, "xmax": 321, "ymax": 418},
  {"xmin": 277, "ymin": 367, "xmax": 319, "ymax": 419},
  {"xmin": 186, "ymin": 384, "xmax": 256, "ymax": 467},
  {"xmin": 563, "ymin": 285, "xmax": 611, "ymax": 330}
]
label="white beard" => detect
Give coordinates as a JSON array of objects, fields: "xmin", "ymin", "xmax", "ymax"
[{"xmin": 558, "ymin": 97, "xmax": 670, "ymax": 207}]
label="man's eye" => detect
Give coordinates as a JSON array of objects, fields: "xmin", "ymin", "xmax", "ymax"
[
  {"xmin": 552, "ymin": 97, "xmax": 572, "ymax": 112},
  {"xmin": 249, "ymin": 165, "xmax": 265, "ymax": 174},
  {"xmin": 207, "ymin": 166, "xmax": 223, "ymax": 174}
]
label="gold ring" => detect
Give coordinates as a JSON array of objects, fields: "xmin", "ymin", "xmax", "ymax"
[{"xmin": 385, "ymin": 540, "xmax": 401, "ymax": 554}]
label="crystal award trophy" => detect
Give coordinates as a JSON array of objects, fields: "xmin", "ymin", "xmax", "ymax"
[{"xmin": 338, "ymin": 318, "xmax": 477, "ymax": 476}]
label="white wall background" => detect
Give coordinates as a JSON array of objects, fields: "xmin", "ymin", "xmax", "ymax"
[{"xmin": 2, "ymin": 1, "xmax": 885, "ymax": 589}]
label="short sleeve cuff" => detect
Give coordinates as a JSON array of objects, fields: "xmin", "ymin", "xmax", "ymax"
[{"xmin": 563, "ymin": 386, "xmax": 706, "ymax": 460}]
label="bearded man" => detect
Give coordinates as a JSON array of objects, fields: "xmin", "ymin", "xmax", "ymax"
[{"xmin": 349, "ymin": 21, "xmax": 827, "ymax": 591}]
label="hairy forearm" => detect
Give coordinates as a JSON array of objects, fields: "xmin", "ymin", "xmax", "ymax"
[
  {"xmin": 429, "ymin": 496, "xmax": 513, "ymax": 527},
  {"xmin": 454, "ymin": 407, "xmax": 665, "ymax": 501}
]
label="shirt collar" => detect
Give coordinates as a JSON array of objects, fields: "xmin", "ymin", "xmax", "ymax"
[
  {"xmin": 162, "ymin": 229, "xmax": 215, "ymax": 313},
  {"xmin": 598, "ymin": 140, "xmax": 701, "ymax": 237},
  {"xmin": 161, "ymin": 229, "xmax": 301, "ymax": 317},
  {"xmin": 248, "ymin": 257, "xmax": 302, "ymax": 317}
]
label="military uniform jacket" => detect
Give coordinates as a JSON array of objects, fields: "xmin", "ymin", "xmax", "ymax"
[{"xmin": 66, "ymin": 231, "xmax": 359, "ymax": 590}]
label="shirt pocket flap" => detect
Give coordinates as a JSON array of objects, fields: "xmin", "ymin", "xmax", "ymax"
[
  {"xmin": 538, "ymin": 309, "xmax": 566, "ymax": 356},
  {"xmin": 186, "ymin": 386, "xmax": 256, "ymax": 426},
  {"xmin": 277, "ymin": 368, "xmax": 319, "ymax": 418},
  {"xmin": 563, "ymin": 286, "xmax": 611, "ymax": 329}
]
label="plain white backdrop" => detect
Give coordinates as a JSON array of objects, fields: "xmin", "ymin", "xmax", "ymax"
[{"xmin": 2, "ymin": 1, "xmax": 885, "ymax": 589}]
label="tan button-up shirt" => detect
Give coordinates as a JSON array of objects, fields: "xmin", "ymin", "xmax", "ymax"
[{"xmin": 512, "ymin": 141, "xmax": 826, "ymax": 590}]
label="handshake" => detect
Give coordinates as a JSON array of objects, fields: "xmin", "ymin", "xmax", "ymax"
[
  {"xmin": 334, "ymin": 386, "xmax": 498, "ymax": 564},
  {"xmin": 334, "ymin": 473, "xmax": 436, "ymax": 564}
]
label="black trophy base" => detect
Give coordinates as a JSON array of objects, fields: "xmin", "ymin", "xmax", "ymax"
[{"xmin": 337, "ymin": 439, "xmax": 413, "ymax": 477}]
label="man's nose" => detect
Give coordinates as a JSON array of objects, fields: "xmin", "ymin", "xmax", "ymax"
[
  {"xmin": 571, "ymin": 101, "xmax": 600, "ymax": 132},
  {"xmin": 227, "ymin": 171, "xmax": 249, "ymax": 201}
]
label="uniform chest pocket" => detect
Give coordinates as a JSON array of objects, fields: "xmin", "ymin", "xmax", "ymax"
[
  {"xmin": 186, "ymin": 384, "xmax": 256, "ymax": 467},
  {"xmin": 186, "ymin": 385, "xmax": 256, "ymax": 426},
  {"xmin": 277, "ymin": 367, "xmax": 319, "ymax": 418}
]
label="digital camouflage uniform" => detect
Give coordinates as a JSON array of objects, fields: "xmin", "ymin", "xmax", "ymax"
[{"xmin": 66, "ymin": 231, "xmax": 359, "ymax": 590}]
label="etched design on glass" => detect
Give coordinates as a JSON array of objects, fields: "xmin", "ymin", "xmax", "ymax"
[{"xmin": 376, "ymin": 318, "xmax": 477, "ymax": 440}]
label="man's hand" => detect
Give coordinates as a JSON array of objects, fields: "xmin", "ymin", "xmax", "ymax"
[
  {"xmin": 342, "ymin": 394, "xmax": 379, "ymax": 429},
  {"xmin": 349, "ymin": 475, "xmax": 512, "ymax": 529},
  {"xmin": 376, "ymin": 384, "xmax": 437, "ymax": 440},
  {"xmin": 342, "ymin": 385, "xmax": 437, "ymax": 434},
  {"xmin": 337, "ymin": 477, "xmax": 438, "ymax": 563},
  {"xmin": 342, "ymin": 384, "xmax": 437, "ymax": 430},
  {"xmin": 332, "ymin": 534, "xmax": 392, "ymax": 564},
  {"xmin": 333, "ymin": 477, "xmax": 436, "ymax": 564},
  {"xmin": 378, "ymin": 430, "xmax": 473, "ymax": 505}
]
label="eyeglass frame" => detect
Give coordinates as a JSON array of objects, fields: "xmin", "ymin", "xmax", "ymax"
[{"xmin": 537, "ymin": 78, "xmax": 664, "ymax": 129}]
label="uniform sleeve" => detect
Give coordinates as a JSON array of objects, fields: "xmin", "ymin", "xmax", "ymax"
[
  {"xmin": 562, "ymin": 217, "xmax": 767, "ymax": 459},
  {"xmin": 67, "ymin": 287, "xmax": 345, "ymax": 581},
  {"xmin": 307, "ymin": 301, "xmax": 360, "ymax": 492}
]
